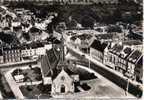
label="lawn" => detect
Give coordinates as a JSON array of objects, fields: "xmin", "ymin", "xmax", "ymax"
[{"xmin": 20, "ymin": 84, "xmax": 51, "ymax": 99}]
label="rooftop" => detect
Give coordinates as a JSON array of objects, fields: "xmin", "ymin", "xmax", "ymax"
[
  {"xmin": 110, "ymin": 44, "xmax": 123, "ymax": 54},
  {"xmin": 90, "ymin": 40, "xmax": 108, "ymax": 52},
  {"xmin": 127, "ymin": 50, "xmax": 142, "ymax": 63},
  {"xmin": 120, "ymin": 47, "xmax": 133, "ymax": 59},
  {"xmin": 41, "ymin": 48, "xmax": 60, "ymax": 77},
  {"xmin": 123, "ymin": 40, "xmax": 142, "ymax": 46}
]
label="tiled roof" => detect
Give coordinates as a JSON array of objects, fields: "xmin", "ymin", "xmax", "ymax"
[{"xmin": 90, "ymin": 39, "xmax": 108, "ymax": 52}]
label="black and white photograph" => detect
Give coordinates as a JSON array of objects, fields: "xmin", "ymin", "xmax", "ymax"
[{"xmin": 0, "ymin": 0, "xmax": 143, "ymax": 99}]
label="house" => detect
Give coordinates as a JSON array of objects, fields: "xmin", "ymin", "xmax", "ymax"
[
  {"xmin": 125, "ymin": 50, "xmax": 142, "ymax": 80},
  {"xmin": 90, "ymin": 39, "xmax": 108, "ymax": 63},
  {"xmin": 70, "ymin": 34, "xmax": 95, "ymax": 52},
  {"xmin": 117, "ymin": 46, "xmax": 134, "ymax": 74},
  {"xmin": 104, "ymin": 43, "xmax": 123, "ymax": 69},
  {"xmin": 29, "ymin": 27, "xmax": 42, "ymax": 41},
  {"xmin": 3, "ymin": 47, "xmax": 22, "ymax": 63},
  {"xmin": 11, "ymin": 19, "xmax": 21, "ymax": 28},
  {"xmin": 21, "ymin": 43, "xmax": 53, "ymax": 60}
]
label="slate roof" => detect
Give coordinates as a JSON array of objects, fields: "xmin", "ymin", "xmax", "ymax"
[
  {"xmin": 41, "ymin": 48, "xmax": 60, "ymax": 77},
  {"xmin": 90, "ymin": 39, "xmax": 108, "ymax": 52},
  {"xmin": 41, "ymin": 46, "xmax": 76, "ymax": 79},
  {"xmin": 127, "ymin": 50, "xmax": 142, "ymax": 64},
  {"xmin": 110, "ymin": 44, "xmax": 123, "ymax": 55},
  {"xmin": 136, "ymin": 56, "xmax": 143, "ymax": 66},
  {"xmin": 119, "ymin": 47, "xmax": 133, "ymax": 59}
]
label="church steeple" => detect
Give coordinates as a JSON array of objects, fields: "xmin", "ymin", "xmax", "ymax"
[{"xmin": 60, "ymin": 34, "xmax": 65, "ymax": 63}]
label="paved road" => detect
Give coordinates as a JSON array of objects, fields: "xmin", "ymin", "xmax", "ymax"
[
  {"xmin": 0, "ymin": 60, "xmax": 37, "ymax": 69},
  {"xmin": 4, "ymin": 70, "xmax": 24, "ymax": 99},
  {"xmin": 65, "ymin": 43, "xmax": 142, "ymax": 98},
  {"xmin": 52, "ymin": 64, "xmax": 135, "ymax": 99}
]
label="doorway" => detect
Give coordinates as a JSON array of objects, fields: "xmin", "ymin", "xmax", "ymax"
[{"xmin": 61, "ymin": 85, "xmax": 65, "ymax": 93}]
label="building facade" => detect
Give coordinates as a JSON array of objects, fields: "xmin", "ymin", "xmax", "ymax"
[
  {"xmin": 3, "ymin": 49, "xmax": 22, "ymax": 63},
  {"xmin": 90, "ymin": 39, "xmax": 108, "ymax": 63},
  {"xmin": 51, "ymin": 69, "xmax": 74, "ymax": 95}
]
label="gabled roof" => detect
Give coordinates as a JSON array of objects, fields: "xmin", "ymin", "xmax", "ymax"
[
  {"xmin": 110, "ymin": 44, "xmax": 123, "ymax": 55},
  {"xmin": 90, "ymin": 39, "xmax": 108, "ymax": 52},
  {"xmin": 127, "ymin": 50, "xmax": 142, "ymax": 64},
  {"xmin": 53, "ymin": 69, "xmax": 73, "ymax": 82},
  {"xmin": 119, "ymin": 47, "xmax": 133, "ymax": 59}
]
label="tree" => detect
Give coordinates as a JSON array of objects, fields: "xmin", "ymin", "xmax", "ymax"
[{"xmin": 81, "ymin": 15, "xmax": 95, "ymax": 29}]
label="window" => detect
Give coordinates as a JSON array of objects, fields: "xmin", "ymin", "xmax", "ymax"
[{"xmin": 61, "ymin": 76, "xmax": 65, "ymax": 81}]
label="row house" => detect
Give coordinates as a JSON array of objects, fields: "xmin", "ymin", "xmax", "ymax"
[
  {"xmin": 90, "ymin": 39, "xmax": 108, "ymax": 63},
  {"xmin": 116, "ymin": 46, "xmax": 134, "ymax": 74},
  {"xmin": 3, "ymin": 48, "xmax": 22, "ymax": 63},
  {"xmin": 21, "ymin": 47, "xmax": 45, "ymax": 59},
  {"xmin": 21, "ymin": 44, "xmax": 52, "ymax": 59},
  {"xmin": 103, "ymin": 43, "xmax": 122, "ymax": 69},
  {"xmin": 103, "ymin": 43, "xmax": 143, "ymax": 82},
  {"xmin": 125, "ymin": 50, "xmax": 142, "ymax": 80}
]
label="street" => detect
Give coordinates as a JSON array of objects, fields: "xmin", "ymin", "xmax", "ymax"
[{"xmin": 65, "ymin": 48, "xmax": 141, "ymax": 98}]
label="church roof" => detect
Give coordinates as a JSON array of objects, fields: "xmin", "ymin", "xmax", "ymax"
[
  {"xmin": 41, "ymin": 48, "xmax": 60, "ymax": 77},
  {"xmin": 41, "ymin": 46, "xmax": 76, "ymax": 79}
]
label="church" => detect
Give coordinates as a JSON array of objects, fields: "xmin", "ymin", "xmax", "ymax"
[{"xmin": 40, "ymin": 43, "xmax": 79, "ymax": 96}]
